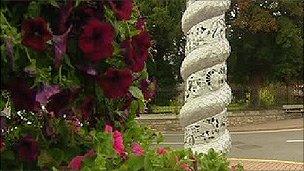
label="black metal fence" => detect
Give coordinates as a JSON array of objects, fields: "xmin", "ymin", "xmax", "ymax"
[{"xmin": 150, "ymin": 83, "xmax": 303, "ymax": 112}]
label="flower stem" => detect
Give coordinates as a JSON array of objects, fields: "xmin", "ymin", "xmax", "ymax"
[
  {"xmin": 24, "ymin": 47, "xmax": 32, "ymax": 61},
  {"xmin": 59, "ymin": 65, "xmax": 62, "ymax": 84}
]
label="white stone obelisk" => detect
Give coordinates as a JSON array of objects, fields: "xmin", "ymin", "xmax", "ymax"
[{"xmin": 180, "ymin": 0, "xmax": 232, "ymax": 154}]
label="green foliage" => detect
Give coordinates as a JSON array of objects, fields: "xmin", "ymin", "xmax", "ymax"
[
  {"xmin": 228, "ymin": 0, "xmax": 303, "ymax": 84},
  {"xmin": 227, "ymin": 0, "xmax": 303, "ymax": 108},
  {"xmin": 136, "ymin": 0, "xmax": 186, "ymax": 105},
  {"xmin": 198, "ymin": 149, "xmax": 229, "ymax": 171},
  {"xmin": 259, "ymin": 86, "xmax": 276, "ymax": 107}
]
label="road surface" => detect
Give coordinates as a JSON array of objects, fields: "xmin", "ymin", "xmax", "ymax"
[{"xmin": 154, "ymin": 129, "xmax": 304, "ymax": 162}]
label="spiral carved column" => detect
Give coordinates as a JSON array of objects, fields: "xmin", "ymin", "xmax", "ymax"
[{"xmin": 180, "ymin": 0, "xmax": 232, "ymax": 154}]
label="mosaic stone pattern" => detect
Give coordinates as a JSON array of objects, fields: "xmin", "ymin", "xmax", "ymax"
[{"xmin": 180, "ymin": 0, "xmax": 232, "ymax": 154}]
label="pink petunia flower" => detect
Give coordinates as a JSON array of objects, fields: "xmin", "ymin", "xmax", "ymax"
[
  {"xmin": 68, "ymin": 149, "xmax": 96, "ymax": 170},
  {"xmin": 36, "ymin": 85, "xmax": 60, "ymax": 105},
  {"xmin": 157, "ymin": 147, "xmax": 167, "ymax": 155},
  {"xmin": 132, "ymin": 143, "xmax": 144, "ymax": 156},
  {"xmin": 68, "ymin": 156, "xmax": 84, "ymax": 170},
  {"xmin": 180, "ymin": 163, "xmax": 192, "ymax": 171},
  {"xmin": 113, "ymin": 130, "xmax": 126, "ymax": 156},
  {"xmin": 104, "ymin": 124, "xmax": 113, "ymax": 133}
]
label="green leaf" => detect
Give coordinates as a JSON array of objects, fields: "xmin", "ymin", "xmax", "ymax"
[
  {"xmin": 51, "ymin": 167, "xmax": 59, "ymax": 171},
  {"xmin": 125, "ymin": 156, "xmax": 145, "ymax": 171},
  {"xmin": 138, "ymin": 100, "xmax": 145, "ymax": 113},
  {"xmin": 156, "ymin": 132, "xmax": 164, "ymax": 144},
  {"xmin": 26, "ymin": 1, "xmax": 40, "ymax": 18},
  {"xmin": 139, "ymin": 69, "xmax": 149, "ymax": 80},
  {"xmin": 48, "ymin": 0, "xmax": 59, "ymax": 7},
  {"xmin": 38, "ymin": 151, "xmax": 55, "ymax": 168},
  {"xmin": 94, "ymin": 154, "xmax": 107, "ymax": 170},
  {"xmin": 130, "ymin": 100, "xmax": 139, "ymax": 117},
  {"xmin": 1, "ymin": 150, "xmax": 15, "ymax": 160},
  {"xmin": 144, "ymin": 154, "xmax": 153, "ymax": 170},
  {"xmin": 129, "ymin": 86, "xmax": 144, "ymax": 100},
  {"xmin": 63, "ymin": 54, "xmax": 75, "ymax": 69},
  {"xmin": 49, "ymin": 148, "xmax": 64, "ymax": 164}
]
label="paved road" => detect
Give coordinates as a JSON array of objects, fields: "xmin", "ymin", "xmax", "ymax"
[{"xmin": 155, "ymin": 129, "xmax": 304, "ymax": 162}]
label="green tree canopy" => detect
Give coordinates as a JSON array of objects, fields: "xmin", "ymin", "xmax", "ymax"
[
  {"xmin": 136, "ymin": 0, "xmax": 186, "ymax": 105},
  {"xmin": 227, "ymin": 0, "xmax": 303, "ymax": 107}
]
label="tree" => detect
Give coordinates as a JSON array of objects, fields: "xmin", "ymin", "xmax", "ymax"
[
  {"xmin": 226, "ymin": 0, "xmax": 303, "ymax": 108},
  {"xmin": 135, "ymin": 0, "xmax": 186, "ymax": 105}
]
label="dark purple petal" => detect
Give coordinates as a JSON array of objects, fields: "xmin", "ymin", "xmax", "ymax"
[
  {"xmin": 0, "ymin": 116, "xmax": 7, "ymax": 136},
  {"xmin": 17, "ymin": 135, "xmax": 40, "ymax": 162},
  {"xmin": 79, "ymin": 19, "xmax": 115, "ymax": 62},
  {"xmin": 46, "ymin": 87, "xmax": 80, "ymax": 116},
  {"xmin": 53, "ymin": 26, "xmax": 71, "ymax": 68},
  {"xmin": 121, "ymin": 31, "xmax": 151, "ymax": 72},
  {"xmin": 58, "ymin": 0, "xmax": 74, "ymax": 34},
  {"xmin": 80, "ymin": 96, "xmax": 94, "ymax": 120},
  {"xmin": 140, "ymin": 78, "xmax": 157, "ymax": 101},
  {"xmin": 5, "ymin": 38, "xmax": 14, "ymax": 70},
  {"xmin": 21, "ymin": 17, "xmax": 52, "ymax": 52},
  {"xmin": 6, "ymin": 78, "xmax": 39, "ymax": 111},
  {"xmin": 108, "ymin": 0, "xmax": 133, "ymax": 21},
  {"xmin": 100, "ymin": 68, "xmax": 132, "ymax": 99}
]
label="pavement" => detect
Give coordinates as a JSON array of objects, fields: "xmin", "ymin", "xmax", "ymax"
[
  {"xmin": 229, "ymin": 118, "xmax": 304, "ymax": 132},
  {"xmin": 155, "ymin": 118, "xmax": 304, "ymax": 170},
  {"xmin": 229, "ymin": 158, "xmax": 304, "ymax": 171}
]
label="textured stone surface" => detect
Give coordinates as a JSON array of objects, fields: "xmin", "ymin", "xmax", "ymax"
[
  {"xmin": 136, "ymin": 110, "xmax": 303, "ymax": 133},
  {"xmin": 180, "ymin": 0, "xmax": 232, "ymax": 154}
]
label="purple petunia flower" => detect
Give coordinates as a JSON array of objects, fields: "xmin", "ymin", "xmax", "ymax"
[{"xmin": 36, "ymin": 85, "xmax": 60, "ymax": 106}]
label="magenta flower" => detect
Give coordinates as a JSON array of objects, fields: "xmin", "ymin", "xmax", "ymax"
[
  {"xmin": 68, "ymin": 156, "xmax": 84, "ymax": 170},
  {"xmin": 84, "ymin": 149, "xmax": 96, "ymax": 158},
  {"xmin": 113, "ymin": 130, "xmax": 125, "ymax": 156},
  {"xmin": 132, "ymin": 143, "xmax": 144, "ymax": 156},
  {"xmin": 107, "ymin": 0, "xmax": 133, "ymax": 21},
  {"xmin": 180, "ymin": 163, "xmax": 192, "ymax": 171},
  {"xmin": 100, "ymin": 68, "xmax": 132, "ymax": 99},
  {"xmin": 21, "ymin": 17, "xmax": 52, "ymax": 52},
  {"xmin": 157, "ymin": 147, "xmax": 168, "ymax": 155},
  {"xmin": 68, "ymin": 149, "xmax": 96, "ymax": 170},
  {"xmin": 17, "ymin": 135, "xmax": 40, "ymax": 162},
  {"xmin": 35, "ymin": 85, "xmax": 60, "ymax": 105},
  {"xmin": 104, "ymin": 124, "xmax": 113, "ymax": 133},
  {"xmin": 79, "ymin": 19, "xmax": 115, "ymax": 62}
]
